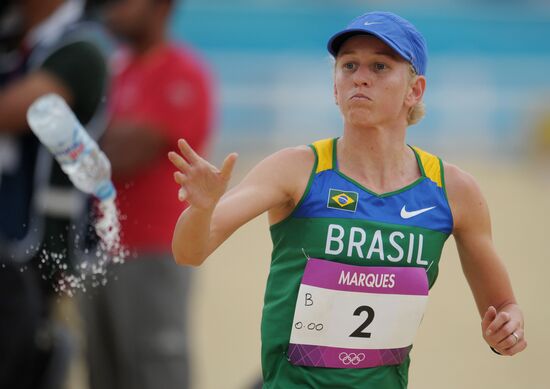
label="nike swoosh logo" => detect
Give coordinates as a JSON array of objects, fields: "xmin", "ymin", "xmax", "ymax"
[
  {"xmin": 364, "ymin": 21, "xmax": 382, "ymax": 26},
  {"xmin": 400, "ymin": 205, "xmax": 436, "ymax": 219}
]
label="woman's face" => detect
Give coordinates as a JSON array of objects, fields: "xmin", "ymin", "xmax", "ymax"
[{"xmin": 334, "ymin": 35, "xmax": 424, "ymax": 129}]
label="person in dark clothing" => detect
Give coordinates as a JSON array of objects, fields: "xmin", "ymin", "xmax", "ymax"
[{"xmin": 0, "ymin": 1, "xmax": 109, "ymax": 388}]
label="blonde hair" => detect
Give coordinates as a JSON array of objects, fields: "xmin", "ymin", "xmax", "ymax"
[{"xmin": 407, "ymin": 64, "xmax": 425, "ymax": 126}]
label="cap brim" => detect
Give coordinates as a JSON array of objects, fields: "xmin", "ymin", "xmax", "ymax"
[{"xmin": 327, "ymin": 28, "xmax": 410, "ymax": 64}]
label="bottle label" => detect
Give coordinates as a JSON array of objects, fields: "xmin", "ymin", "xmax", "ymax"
[{"xmin": 54, "ymin": 126, "xmax": 88, "ymax": 164}]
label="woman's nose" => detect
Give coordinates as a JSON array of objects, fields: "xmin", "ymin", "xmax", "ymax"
[{"xmin": 351, "ymin": 66, "xmax": 372, "ymax": 86}]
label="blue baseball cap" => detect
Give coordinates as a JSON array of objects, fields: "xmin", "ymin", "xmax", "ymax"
[{"xmin": 327, "ymin": 11, "xmax": 428, "ymax": 75}]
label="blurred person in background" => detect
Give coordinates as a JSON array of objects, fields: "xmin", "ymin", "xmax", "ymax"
[
  {"xmin": 169, "ymin": 11, "xmax": 526, "ymax": 388},
  {"xmin": 78, "ymin": 0, "xmax": 213, "ymax": 388},
  {"xmin": 0, "ymin": 0, "xmax": 109, "ymax": 388}
]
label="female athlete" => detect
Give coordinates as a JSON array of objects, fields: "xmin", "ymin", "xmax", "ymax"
[{"xmin": 168, "ymin": 11, "xmax": 526, "ymax": 388}]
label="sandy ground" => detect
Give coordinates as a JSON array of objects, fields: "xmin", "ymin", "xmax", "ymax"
[{"xmin": 60, "ymin": 159, "xmax": 550, "ymax": 389}]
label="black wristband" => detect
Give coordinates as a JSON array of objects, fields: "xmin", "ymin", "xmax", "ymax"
[{"xmin": 490, "ymin": 346, "xmax": 502, "ymax": 355}]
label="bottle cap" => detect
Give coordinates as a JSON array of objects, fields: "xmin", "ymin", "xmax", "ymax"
[{"xmin": 95, "ymin": 181, "xmax": 116, "ymax": 202}]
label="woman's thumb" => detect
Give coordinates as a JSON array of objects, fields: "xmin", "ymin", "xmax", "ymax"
[{"xmin": 220, "ymin": 152, "xmax": 238, "ymax": 180}]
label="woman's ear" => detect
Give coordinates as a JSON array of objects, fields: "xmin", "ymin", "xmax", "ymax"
[{"xmin": 406, "ymin": 75, "xmax": 426, "ymax": 107}]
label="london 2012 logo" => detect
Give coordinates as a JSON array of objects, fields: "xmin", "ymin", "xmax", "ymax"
[
  {"xmin": 338, "ymin": 352, "xmax": 366, "ymax": 365},
  {"xmin": 327, "ymin": 189, "xmax": 359, "ymax": 212}
]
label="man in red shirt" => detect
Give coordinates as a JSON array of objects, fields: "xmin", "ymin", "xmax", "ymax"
[{"xmin": 79, "ymin": 1, "xmax": 213, "ymax": 388}]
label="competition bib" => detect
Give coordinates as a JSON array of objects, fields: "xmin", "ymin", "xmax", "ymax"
[{"xmin": 288, "ymin": 258, "xmax": 429, "ymax": 369}]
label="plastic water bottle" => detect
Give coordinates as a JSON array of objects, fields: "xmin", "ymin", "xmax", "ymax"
[{"xmin": 26, "ymin": 93, "xmax": 116, "ymax": 201}]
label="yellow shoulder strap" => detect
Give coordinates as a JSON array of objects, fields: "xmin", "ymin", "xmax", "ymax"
[
  {"xmin": 311, "ymin": 138, "xmax": 334, "ymax": 173},
  {"xmin": 411, "ymin": 146, "xmax": 443, "ymax": 188}
]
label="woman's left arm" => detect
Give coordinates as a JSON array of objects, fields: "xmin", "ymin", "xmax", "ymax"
[{"xmin": 445, "ymin": 162, "xmax": 527, "ymax": 356}]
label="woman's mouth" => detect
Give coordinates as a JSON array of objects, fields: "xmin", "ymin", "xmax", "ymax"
[{"xmin": 350, "ymin": 93, "xmax": 372, "ymax": 101}]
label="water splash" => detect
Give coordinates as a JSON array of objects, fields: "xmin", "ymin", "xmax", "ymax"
[
  {"xmin": 94, "ymin": 198, "xmax": 125, "ymax": 260},
  {"xmin": 40, "ymin": 198, "xmax": 129, "ymax": 297}
]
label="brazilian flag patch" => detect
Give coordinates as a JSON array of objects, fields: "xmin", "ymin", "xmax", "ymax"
[{"xmin": 327, "ymin": 189, "xmax": 359, "ymax": 212}]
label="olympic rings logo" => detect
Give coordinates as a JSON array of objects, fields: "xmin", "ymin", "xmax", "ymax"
[{"xmin": 338, "ymin": 352, "xmax": 366, "ymax": 366}]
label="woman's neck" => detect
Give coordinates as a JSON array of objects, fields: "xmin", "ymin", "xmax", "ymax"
[{"xmin": 338, "ymin": 124, "xmax": 420, "ymax": 193}]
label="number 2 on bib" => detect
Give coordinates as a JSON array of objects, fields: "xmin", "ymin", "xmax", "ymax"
[{"xmin": 349, "ymin": 305, "xmax": 375, "ymax": 338}]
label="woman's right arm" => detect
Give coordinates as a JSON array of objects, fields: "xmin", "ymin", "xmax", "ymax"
[{"xmin": 168, "ymin": 139, "xmax": 312, "ymax": 266}]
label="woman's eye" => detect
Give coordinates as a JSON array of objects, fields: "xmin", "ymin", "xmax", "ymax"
[{"xmin": 343, "ymin": 62, "xmax": 356, "ymax": 71}]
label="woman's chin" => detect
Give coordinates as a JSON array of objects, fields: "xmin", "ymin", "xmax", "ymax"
[{"xmin": 345, "ymin": 111, "xmax": 378, "ymax": 128}]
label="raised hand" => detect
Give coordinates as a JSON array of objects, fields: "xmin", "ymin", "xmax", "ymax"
[{"xmin": 168, "ymin": 139, "xmax": 238, "ymax": 211}]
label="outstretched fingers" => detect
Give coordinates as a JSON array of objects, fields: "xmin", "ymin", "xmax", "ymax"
[
  {"xmin": 168, "ymin": 151, "xmax": 190, "ymax": 172},
  {"xmin": 168, "ymin": 140, "xmax": 238, "ymax": 207},
  {"xmin": 173, "ymin": 171, "xmax": 186, "ymax": 185},
  {"xmin": 178, "ymin": 187, "xmax": 187, "ymax": 202},
  {"xmin": 173, "ymin": 171, "xmax": 188, "ymax": 202},
  {"xmin": 178, "ymin": 138, "xmax": 200, "ymax": 163},
  {"xmin": 220, "ymin": 152, "xmax": 238, "ymax": 180}
]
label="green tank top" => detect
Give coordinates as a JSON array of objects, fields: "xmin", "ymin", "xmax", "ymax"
[{"xmin": 261, "ymin": 138, "xmax": 454, "ymax": 388}]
